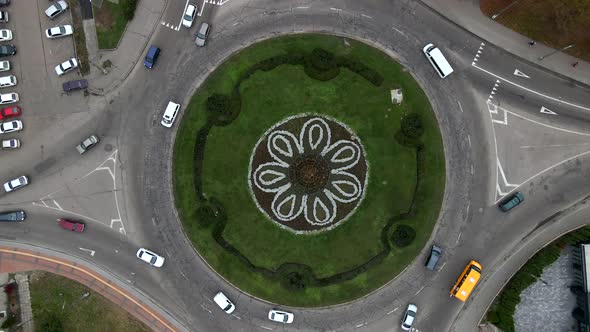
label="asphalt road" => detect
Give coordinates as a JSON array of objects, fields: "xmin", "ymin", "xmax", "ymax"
[{"xmin": 1, "ymin": 0, "xmax": 590, "ymax": 331}]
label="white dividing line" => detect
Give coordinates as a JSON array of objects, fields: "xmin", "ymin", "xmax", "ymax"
[
  {"xmin": 473, "ymin": 64, "xmax": 590, "ymax": 111},
  {"xmin": 494, "ymin": 150, "xmax": 590, "ymax": 204},
  {"xmin": 456, "ymin": 232, "xmax": 462, "ymax": 244},
  {"xmin": 200, "ymin": 304, "xmax": 212, "ymax": 314},
  {"xmin": 500, "ymin": 104, "xmax": 590, "ymax": 136},
  {"xmin": 521, "ymin": 143, "xmax": 590, "ymax": 148},
  {"xmin": 391, "ymin": 26, "xmax": 408, "ymax": 39},
  {"xmin": 414, "ymin": 286, "xmax": 425, "ymax": 295},
  {"xmin": 467, "ymin": 135, "xmax": 471, "ymax": 147},
  {"xmin": 457, "ymin": 101, "xmax": 464, "ymax": 113},
  {"xmin": 79, "ymin": 248, "xmax": 95, "ymax": 256},
  {"xmin": 361, "ymin": 13, "xmax": 372, "ymax": 19},
  {"xmin": 438, "ymin": 261, "xmax": 447, "ymax": 272},
  {"xmin": 386, "ymin": 307, "xmax": 399, "ymax": 315},
  {"xmin": 260, "ymin": 326, "xmax": 273, "ymax": 331},
  {"xmin": 470, "ymin": 164, "xmax": 474, "ymax": 175},
  {"xmin": 198, "ymin": 0, "xmax": 206, "ymax": 16},
  {"xmin": 52, "ymin": 200, "xmax": 63, "ymax": 210},
  {"xmin": 330, "ymin": 7, "xmax": 341, "ymax": 11},
  {"xmin": 465, "ymin": 201, "xmax": 470, "ymax": 218},
  {"xmin": 355, "ymin": 322, "xmax": 367, "ymax": 328},
  {"xmin": 295, "ymin": 6, "xmax": 309, "ymax": 9}
]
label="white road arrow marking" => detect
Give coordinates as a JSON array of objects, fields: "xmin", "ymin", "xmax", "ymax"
[
  {"xmin": 79, "ymin": 248, "xmax": 95, "ymax": 256},
  {"xmin": 540, "ymin": 106, "xmax": 557, "ymax": 115},
  {"xmin": 514, "ymin": 69, "xmax": 530, "ymax": 78}
]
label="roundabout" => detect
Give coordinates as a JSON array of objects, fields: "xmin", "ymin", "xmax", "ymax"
[{"xmin": 173, "ymin": 34, "xmax": 445, "ymax": 306}]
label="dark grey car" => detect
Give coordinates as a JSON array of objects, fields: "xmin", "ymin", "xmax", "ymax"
[
  {"xmin": 0, "ymin": 210, "xmax": 25, "ymax": 222},
  {"xmin": 425, "ymin": 245, "xmax": 443, "ymax": 270},
  {"xmin": 0, "ymin": 44, "xmax": 15, "ymax": 57},
  {"xmin": 63, "ymin": 79, "xmax": 88, "ymax": 92}
]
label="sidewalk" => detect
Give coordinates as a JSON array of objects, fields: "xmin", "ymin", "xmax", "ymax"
[
  {"xmin": 419, "ymin": 0, "xmax": 590, "ymax": 86},
  {"xmin": 83, "ymin": 0, "xmax": 167, "ymax": 95}
]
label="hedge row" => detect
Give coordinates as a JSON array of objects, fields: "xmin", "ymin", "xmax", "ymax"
[
  {"xmin": 188, "ymin": 50, "xmax": 417, "ymax": 291},
  {"xmin": 487, "ymin": 226, "xmax": 590, "ymax": 331}
]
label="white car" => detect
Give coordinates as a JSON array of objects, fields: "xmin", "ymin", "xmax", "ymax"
[
  {"xmin": 45, "ymin": 25, "xmax": 73, "ymax": 39},
  {"xmin": 0, "ymin": 60, "xmax": 9, "ymax": 72},
  {"xmin": 182, "ymin": 4, "xmax": 197, "ymax": 28},
  {"xmin": 0, "ymin": 75, "xmax": 16, "ymax": 88},
  {"xmin": 0, "ymin": 92, "xmax": 18, "ymax": 104},
  {"xmin": 45, "ymin": 1, "xmax": 68, "ymax": 19},
  {"xmin": 55, "ymin": 58, "xmax": 78, "ymax": 76},
  {"xmin": 0, "ymin": 29, "xmax": 11, "ymax": 42},
  {"xmin": 3, "ymin": 175, "xmax": 28, "ymax": 193},
  {"xmin": 213, "ymin": 292, "xmax": 235, "ymax": 314},
  {"xmin": 136, "ymin": 248, "xmax": 165, "ymax": 267},
  {"xmin": 268, "ymin": 309, "xmax": 294, "ymax": 324},
  {"xmin": 0, "ymin": 119, "xmax": 22, "ymax": 134},
  {"xmin": 401, "ymin": 304, "xmax": 418, "ymax": 331},
  {"xmin": 161, "ymin": 101, "xmax": 180, "ymax": 128},
  {"xmin": 1, "ymin": 138, "xmax": 19, "ymax": 149}
]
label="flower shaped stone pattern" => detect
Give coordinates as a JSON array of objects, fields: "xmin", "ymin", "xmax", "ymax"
[{"xmin": 248, "ymin": 115, "xmax": 368, "ymax": 233}]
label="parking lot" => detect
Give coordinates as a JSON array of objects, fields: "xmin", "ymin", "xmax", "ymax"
[{"xmin": 0, "ymin": 0, "xmax": 96, "ymax": 171}]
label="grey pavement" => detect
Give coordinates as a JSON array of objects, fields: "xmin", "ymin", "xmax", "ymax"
[
  {"xmin": 15, "ymin": 273, "xmax": 33, "ymax": 332},
  {"xmin": 419, "ymin": 0, "xmax": 590, "ymax": 86},
  {"xmin": 83, "ymin": 0, "xmax": 167, "ymax": 94},
  {"xmin": 514, "ymin": 248, "xmax": 577, "ymax": 332}
]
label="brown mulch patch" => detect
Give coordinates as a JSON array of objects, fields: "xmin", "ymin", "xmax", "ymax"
[{"xmin": 94, "ymin": 3, "xmax": 115, "ymax": 29}]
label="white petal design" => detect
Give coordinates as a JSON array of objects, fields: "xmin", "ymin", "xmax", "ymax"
[
  {"xmin": 253, "ymin": 162, "xmax": 290, "ymax": 193},
  {"xmin": 271, "ymin": 185, "xmax": 305, "ymax": 221},
  {"xmin": 322, "ymin": 140, "xmax": 361, "ymax": 171},
  {"xmin": 300, "ymin": 118, "xmax": 331, "ymax": 154},
  {"xmin": 304, "ymin": 190, "xmax": 337, "ymax": 225},
  {"xmin": 325, "ymin": 171, "xmax": 362, "ymax": 203},
  {"xmin": 267, "ymin": 130, "xmax": 302, "ymax": 166}
]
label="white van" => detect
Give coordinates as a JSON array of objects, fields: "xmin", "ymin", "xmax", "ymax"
[
  {"xmin": 161, "ymin": 101, "xmax": 180, "ymax": 128},
  {"xmin": 423, "ymin": 44, "xmax": 454, "ymax": 78},
  {"xmin": 0, "ymin": 75, "xmax": 16, "ymax": 88}
]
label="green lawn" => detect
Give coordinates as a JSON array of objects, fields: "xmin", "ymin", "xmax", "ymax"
[
  {"xmin": 30, "ymin": 272, "xmax": 149, "ymax": 332},
  {"xmin": 95, "ymin": 0, "xmax": 135, "ymax": 49},
  {"xmin": 173, "ymin": 34, "xmax": 445, "ymax": 306}
]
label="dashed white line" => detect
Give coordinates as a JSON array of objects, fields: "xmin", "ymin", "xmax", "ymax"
[
  {"xmin": 457, "ymin": 101, "xmax": 463, "ymax": 113},
  {"xmin": 465, "ymin": 201, "xmax": 470, "ymax": 217},
  {"xmin": 52, "ymin": 200, "xmax": 63, "ymax": 210},
  {"xmin": 467, "ymin": 135, "xmax": 471, "ymax": 147},
  {"xmin": 355, "ymin": 322, "xmax": 367, "ymax": 328},
  {"xmin": 391, "ymin": 27, "xmax": 408, "ymax": 38},
  {"xmin": 295, "ymin": 6, "xmax": 309, "ymax": 9},
  {"xmin": 470, "ymin": 164, "xmax": 474, "ymax": 175},
  {"xmin": 260, "ymin": 326, "xmax": 273, "ymax": 331},
  {"xmin": 330, "ymin": 7, "xmax": 341, "ymax": 11},
  {"xmin": 386, "ymin": 307, "xmax": 399, "ymax": 315},
  {"xmin": 456, "ymin": 232, "xmax": 462, "ymax": 244},
  {"xmin": 438, "ymin": 261, "xmax": 447, "ymax": 272},
  {"xmin": 361, "ymin": 14, "xmax": 372, "ymax": 19}
]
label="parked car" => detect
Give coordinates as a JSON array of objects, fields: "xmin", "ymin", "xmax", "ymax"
[
  {"xmin": 0, "ymin": 60, "xmax": 8, "ymax": 71},
  {"xmin": 0, "ymin": 11, "xmax": 8, "ymax": 23},
  {"xmin": 161, "ymin": 101, "xmax": 180, "ymax": 127},
  {"xmin": 213, "ymin": 292, "xmax": 235, "ymax": 314},
  {"xmin": 3, "ymin": 175, "xmax": 28, "ymax": 193},
  {"xmin": 75, "ymin": 134, "xmax": 99, "ymax": 154},
  {"xmin": 182, "ymin": 4, "xmax": 197, "ymax": 28},
  {"xmin": 195, "ymin": 22, "xmax": 210, "ymax": 46},
  {"xmin": 268, "ymin": 310, "xmax": 294, "ymax": 324},
  {"xmin": 0, "ymin": 44, "xmax": 15, "ymax": 57},
  {"xmin": 401, "ymin": 304, "xmax": 418, "ymax": 331},
  {"xmin": 1, "ymin": 138, "xmax": 19, "ymax": 149},
  {"xmin": 0, "ymin": 28, "xmax": 10, "ymax": 41},
  {"xmin": 0, "ymin": 106, "xmax": 20, "ymax": 119},
  {"xmin": 0, "ymin": 1, "xmax": 8, "ymax": 8},
  {"xmin": 0, "ymin": 119, "xmax": 21, "ymax": 133},
  {"xmin": 136, "ymin": 248, "xmax": 165, "ymax": 267},
  {"xmin": 58, "ymin": 218, "xmax": 85, "ymax": 233},
  {"xmin": 45, "ymin": 25, "xmax": 73, "ymax": 39},
  {"xmin": 425, "ymin": 245, "xmax": 443, "ymax": 270},
  {"xmin": 143, "ymin": 45, "xmax": 160, "ymax": 69},
  {"xmin": 0, "ymin": 75, "xmax": 16, "ymax": 88},
  {"xmin": 0, "ymin": 211, "xmax": 25, "ymax": 222},
  {"xmin": 0, "ymin": 92, "xmax": 17, "ymax": 104},
  {"xmin": 63, "ymin": 79, "xmax": 88, "ymax": 92},
  {"xmin": 55, "ymin": 58, "xmax": 78, "ymax": 76},
  {"xmin": 499, "ymin": 191, "xmax": 525, "ymax": 212},
  {"xmin": 45, "ymin": 1, "xmax": 68, "ymax": 19}
]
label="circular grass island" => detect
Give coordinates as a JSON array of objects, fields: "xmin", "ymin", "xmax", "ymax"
[{"xmin": 173, "ymin": 34, "xmax": 445, "ymax": 307}]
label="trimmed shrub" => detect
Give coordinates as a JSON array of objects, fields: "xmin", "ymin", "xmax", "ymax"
[
  {"xmin": 196, "ymin": 205, "xmax": 217, "ymax": 228},
  {"xmin": 304, "ymin": 48, "xmax": 340, "ymax": 81},
  {"xmin": 391, "ymin": 224, "xmax": 416, "ymax": 247},
  {"xmin": 277, "ymin": 264, "xmax": 315, "ymax": 291},
  {"xmin": 337, "ymin": 57, "xmax": 384, "ymax": 86},
  {"xmin": 401, "ymin": 113, "xmax": 424, "ymax": 139},
  {"xmin": 486, "ymin": 310, "xmax": 500, "ymax": 324},
  {"xmin": 122, "ymin": 0, "xmax": 139, "ymax": 21}
]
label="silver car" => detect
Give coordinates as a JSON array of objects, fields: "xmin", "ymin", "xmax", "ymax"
[
  {"xmin": 3, "ymin": 175, "xmax": 28, "ymax": 193},
  {"xmin": 76, "ymin": 134, "xmax": 99, "ymax": 154},
  {"xmin": 195, "ymin": 22, "xmax": 210, "ymax": 47}
]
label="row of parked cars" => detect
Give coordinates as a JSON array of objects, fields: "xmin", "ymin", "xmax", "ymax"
[{"xmin": 0, "ymin": 1, "xmax": 21, "ymax": 150}]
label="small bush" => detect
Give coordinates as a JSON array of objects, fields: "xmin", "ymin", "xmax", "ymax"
[
  {"xmin": 1, "ymin": 315, "xmax": 17, "ymax": 328},
  {"xmin": 486, "ymin": 310, "xmax": 500, "ymax": 324},
  {"xmin": 196, "ymin": 205, "xmax": 217, "ymax": 228},
  {"xmin": 391, "ymin": 224, "xmax": 416, "ymax": 247},
  {"xmin": 122, "ymin": 0, "xmax": 139, "ymax": 21},
  {"xmin": 310, "ymin": 48, "xmax": 337, "ymax": 71},
  {"xmin": 401, "ymin": 113, "xmax": 424, "ymax": 139},
  {"xmin": 337, "ymin": 57, "xmax": 384, "ymax": 86}
]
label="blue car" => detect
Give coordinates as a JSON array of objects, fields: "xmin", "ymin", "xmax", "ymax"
[
  {"xmin": 499, "ymin": 192, "xmax": 524, "ymax": 212},
  {"xmin": 144, "ymin": 45, "xmax": 160, "ymax": 69}
]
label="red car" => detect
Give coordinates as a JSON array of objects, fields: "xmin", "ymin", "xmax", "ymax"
[
  {"xmin": 58, "ymin": 218, "xmax": 85, "ymax": 233},
  {"xmin": 0, "ymin": 106, "xmax": 21, "ymax": 120}
]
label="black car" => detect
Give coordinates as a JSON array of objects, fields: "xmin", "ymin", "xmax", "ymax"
[
  {"xmin": 0, "ymin": 0, "xmax": 9, "ymax": 7},
  {"xmin": 0, "ymin": 210, "xmax": 25, "ymax": 222},
  {"xmin": 0, "ymin": 44, "xmax": 16, "ymax": 57},
  {"xmin": 63, "ymin": 79, "xmax": 88, "ymax": 92}
]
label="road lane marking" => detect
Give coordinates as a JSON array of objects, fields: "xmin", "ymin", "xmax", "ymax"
[
  {"xmin": 457, "ymin": 100, "xmax": 464, "ymax": 113},
  {"xmin": 414, "ymin": 286, "xmax": 425, "ymax": 295},
  {"xmin": 456, "ymin": 232, "xmax": 462, "ymax": 244},
  {"xmin": 361, "ymin": 14, "xmax": 372, "ymax": 19},
  {"xmin": 355, "ymin": 322, "xmax": 367, "ymax": 328},
  {"xmin": 391, "ymin": 27, "xmax": 408, "ymax": 39},
  {"xmin": 178, "ymin": 0, "xmax": 191, "ymax": 30},
  {"xmin": 513, "ymin": 69, "xmax": 530, "ymax": 78},
  {"xmin": 473, "ymin": 63, "xmax": 590, "ymax": 111},
  {"xmin": 295, "ymin": 6, "xmax": 309, "ymax": 9},
  {"xmin": 467, "ymin": 134, "xmax": 471, "ymax": 147},
  {"xmin": 471, "ymin": 42, "xmax": 485, "ymax": 64},
  {"xmin": 540, "ymin": 106, "xmax": 557, "ymax": 115},
  {"xmin": 386, "ymin": 307, "xmax": 399, "ymax": 315},
  {"xmin": 260, "ymin": 326, "xmax": 273, "ymax": 330},
  {"xmin": 439, "ymin": 262, "xmax": 447, "ymax": 272},
  {"xmin": 79, "ymin": 248, "xmax": 95, "ymax": 256}
]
